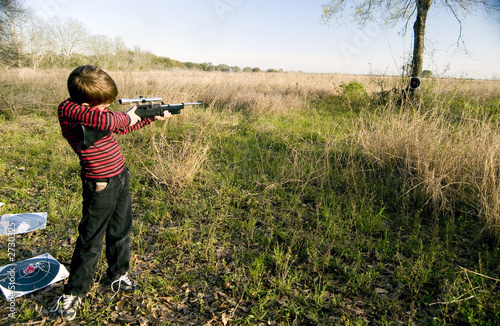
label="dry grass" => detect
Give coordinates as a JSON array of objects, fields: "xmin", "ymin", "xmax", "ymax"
[
  {"xmin": 114, "ymin": 70, "xmax": 344, "ymax": 115},
  {"xmin": 3, "ymin": 67, "xmax": 497, "ymax": 111},
  {"xmin": 355, "ymin": 106, "xmax": 500, "ymax": 237},
  {"xmin": 142, "ymin": 121, "xmax": 212, "ymax": 192}
]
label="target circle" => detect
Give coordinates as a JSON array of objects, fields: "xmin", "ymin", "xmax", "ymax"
[
  {"xmin": 409, "ymin": 77, "xmax": 421, "ymax": 89},
  {"xmin": 0, "ymin": 257, "xmax": 60, "ymax": 292}
]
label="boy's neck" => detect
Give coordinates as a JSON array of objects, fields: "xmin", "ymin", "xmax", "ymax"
[{"xmin": 82, "ymin": 103, "xmax": 109, "ymax": 111}]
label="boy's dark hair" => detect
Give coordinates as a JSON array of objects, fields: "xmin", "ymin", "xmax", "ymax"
[{"xmin": 67, "ymin": 65, "xmax": 118, "ymax": 106}]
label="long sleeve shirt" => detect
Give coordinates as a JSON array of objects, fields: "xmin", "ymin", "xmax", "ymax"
[{"xmin": 58, "ymin": 99, "xmax": 152, "ymax": 179}]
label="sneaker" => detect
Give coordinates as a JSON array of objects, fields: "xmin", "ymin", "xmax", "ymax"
[
  {"xmin": 51, "ymin": 293, "xmax": 83, "ymax": 321},
  {"xmin": 110, "ymin": 273, "xmax": 137, "ymax": 297}
]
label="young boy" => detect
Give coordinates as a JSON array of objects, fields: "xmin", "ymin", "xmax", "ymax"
[{"xmin": 54, "ymin": 65, "xmax": 171, "ymax": 321}]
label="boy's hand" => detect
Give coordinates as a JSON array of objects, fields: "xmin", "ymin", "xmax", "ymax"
[
  {"xmin": 154, "ymin": 111, "xmax": 172, "ymax": 121},
  {"xmin": 126, "ymin": 106, "xmax": 141, "ymax": 126}
]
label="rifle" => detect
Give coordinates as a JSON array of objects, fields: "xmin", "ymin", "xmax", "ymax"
[
  {"xmin": 118, "ymin": 96, "xmax": 202, "ymax": 118},
  {"xmin": 78, "ymin": 96, "xmax": 202, "ymax": 149}
]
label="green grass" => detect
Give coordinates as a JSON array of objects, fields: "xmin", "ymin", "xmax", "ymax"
[{"xmin": 0, "ymin": 71, "xmax": 499, "ymax": 325}]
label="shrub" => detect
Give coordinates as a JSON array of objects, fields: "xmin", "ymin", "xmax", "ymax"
[
  {"xmin": 339, "ymin": 81, "xmax": 370, "ymax": 108},
  {"xmin": 422, "ymin": 70, "xmax": 433, "ymax": 78}
]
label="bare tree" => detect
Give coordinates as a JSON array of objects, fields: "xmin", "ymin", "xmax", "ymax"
[
  {"xmin": 48, "ymin": 16, "xmax": 88, "ymax": 65},
  {"xmin": 0, "ymin": 0, "xmax": 25, "ymax": 68},
  {"xmin": 111, "ymin": 36, "xmax": 129, "ymax": 68},
  {"xmin": 88, "ymin": 34, "xmax": 114, "ymax": 67},
  {"xmin": 24, "ymin": 12, "xmax": 52, "ymax": 69},
  {"xmin": 322, "ymin": 0, "xmax": 499, "ymax": 79}
]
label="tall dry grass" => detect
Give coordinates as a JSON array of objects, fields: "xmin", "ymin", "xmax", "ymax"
[
  {"xmin": 113, "ymin": 70, "xmax": 348, "ymax": 114},
  {"xmin": 355, "ymin": 106, "xmax": 500, "ymax": 237},
  {"xmin": 139, "ymin": 118, "xmax": 212, "ymax": 193},
  {"xmin": 3, "ymin": 67, "xmax": 496, "ymax": 114}
]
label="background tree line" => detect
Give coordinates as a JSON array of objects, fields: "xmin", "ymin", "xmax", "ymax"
[{"xmin": 0, "ymin": 0, "xmax": 281, "ymax": 72}]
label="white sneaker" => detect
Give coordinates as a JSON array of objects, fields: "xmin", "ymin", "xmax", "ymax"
[
  {"xmin": 110, "ymin": 273, "xmax": 137, "ymax": 299},
  {"xmin": 51, "ymin": 293, "xmax": 82, "ymax": 321}
]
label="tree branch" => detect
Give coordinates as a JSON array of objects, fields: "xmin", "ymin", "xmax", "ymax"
[
  {"xmin": 402, "ymin": 3, "xmax": 417, "ymax": 35},
  {"xmin": 443, "ymin": 0, "xmax": 468, "ymax": 53}
]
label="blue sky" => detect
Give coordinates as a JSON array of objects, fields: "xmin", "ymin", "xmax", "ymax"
[{"xmin": 26, "ymin": 0, "xmax": 500, "ymax": 79}]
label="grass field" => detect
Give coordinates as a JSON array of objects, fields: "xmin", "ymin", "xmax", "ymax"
[{"xmin": 0, "ymin": 68, "xmax": 499, "ymax": 325}]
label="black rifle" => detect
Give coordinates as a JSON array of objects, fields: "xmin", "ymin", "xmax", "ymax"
[
  {"xmin": 118, "ymin": 96, "xmax": 202, "ymax": 118},
  {"xmin": 78, "ymin": 96, "xmax": 202, "ymax": 149}
]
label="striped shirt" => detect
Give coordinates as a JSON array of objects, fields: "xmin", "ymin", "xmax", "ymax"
[{"xmin": 58, "ymin": 99, "xmax": 152, "ymax": 179}]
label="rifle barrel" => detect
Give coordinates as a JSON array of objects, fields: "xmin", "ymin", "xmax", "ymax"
[
  {"xmin": 159, "ymin": 102, "xmax": 202, "ymax": 107},
  {"xmin": 119, "ymin": 97, "xmax": 162, "ymax": 104}
]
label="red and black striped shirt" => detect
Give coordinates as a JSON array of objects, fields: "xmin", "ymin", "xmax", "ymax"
[{"xmin": 58, "ymin": 99, "xmax": 152, "ymax": 179}]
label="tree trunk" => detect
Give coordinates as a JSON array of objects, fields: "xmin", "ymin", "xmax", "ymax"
[{"xmin": 409, "ymin": 0, "xmax": 432, "ymax": 103}]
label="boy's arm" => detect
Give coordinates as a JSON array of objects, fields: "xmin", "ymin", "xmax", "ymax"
[
  {"xmin": 114, "ymin": 106, "xmax": 172, "ymax": 135},
  {"xmin": 115, "ymin": 105, "xmax": 149, "ymax": 135},
  {"xmin": 59, "ymin": 100, "xmax": 170, "ymax": 135},
  {"xmin": 60, "ymin": 100, "xmax": 131, "ymax": 132},
  {"xmin": 114, "ymin": 118, "xmax": 152, "ymax": 135}
]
